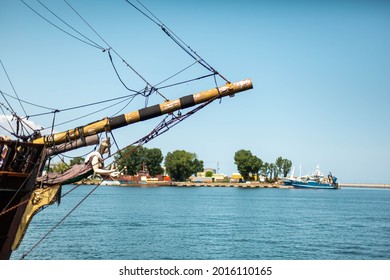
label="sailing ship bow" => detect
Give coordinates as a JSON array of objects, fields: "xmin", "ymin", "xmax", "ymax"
[{"xmin": 0, "ymin": 79, "xmax": 252, "ymax": 259}]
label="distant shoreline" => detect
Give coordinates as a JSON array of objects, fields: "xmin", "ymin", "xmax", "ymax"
[
  {"xmin": 84, "ymin": 180, "xmax": 390, "ymax": 189},
  {"xmin": 172, "ymin": 182, "xmax": 390, "ymax": 189},
  {"xmin": 339, "ymin": 183, "xmax": 390, "ymax": 189}
]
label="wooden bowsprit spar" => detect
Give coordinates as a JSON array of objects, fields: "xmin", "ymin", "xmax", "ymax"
[{"xmin": 33, "ymin": 79, "xmax": 253, "ymax": 146}]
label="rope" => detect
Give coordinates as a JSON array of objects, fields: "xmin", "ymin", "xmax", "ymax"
[
  {"xmin": 0, "ymin": 198, "xmax": 30, "ymax": 218},
  {"xmin": 124, "ymin": 0, "xmax": 230, "ymax": 83},
  {"xmin": 124, "ymin": 0, "xmax": 160, "ymax": 26},
  {"xmin": 156, "ymin": 73, "xmax": 216, "ymax": 90},
  {"xmin": 63, "ymin": 0, "xmax": 158, "ymax": 96},
  {"xmin": 106, "ymin": 49, "xmax": 142, "ymax": 94},
  {"xmin": 0, "ymin": 105, "xmax": 16, "ymax": 135},
  {"xmin": 2, "ymin": 161, "xmax": 41, "ymax": 213},
  {"xmin": 50, "ymin": 110, "xmax": 59, "ymax": 136},
  {"xmin": 0, "ymin": 89, "xmax": 56, "ymax": 111},
  {"xmin": 61, "ymin": 181, "xmax": 83, "ymax": 198},
  {"xmin": 0, "ymin": 60, "xmax": 27, "ymax": 116},
  {"xmin": 20, "ymin": 182, "xmax": 102, "ymax": 260},
  {"xmin": 14, "ymin": 0, "xmax": 224, "ymax": 135},
  {"xmin": 154, "ymin": 60, "xmax": 199, "ymax": 88},
  {"xmin": 42, "ymin": 95, "xmax": 135, "ymax": 130},
  {"xmin": 35, "ymin": 0, "xmax": 105, "ymax": 50},
  {"xmin": 0, "ymin": 185, "xmax": 60, "ymax": 218},
  {"xmin": 19, "ymin": 0, "xmax": 103, "ymax": 50}
]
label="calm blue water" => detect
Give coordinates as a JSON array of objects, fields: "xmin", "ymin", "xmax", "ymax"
[{"xmin": 11, "ymin": 185, "xmax": 390, "ymax": 260}]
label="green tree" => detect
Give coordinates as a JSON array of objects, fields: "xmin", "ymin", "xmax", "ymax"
[
  {"xmin": 164, "ymin": 150, "xmax": 203, "ymax": 181},
  {"xmin": 268, "ymin": 163, "xmax": 278, "ymax": 181},
  {"xmin": 145, "ymin": 148, "xmax": 164, "ymax": 177},
  {"xmin": 266, "ymin": 163, "xmax": 273, "ymax": 181},
  {"xmin": 261, "ymin": 162, "xmax": 269, "ymax": 178},
  {"xmin": 275, "ymin": 156, "xmax": 293, "ymax": 178},
  {"xmin": 51, "ymin": 162, "xmax": 69, "ymax": 173},
  {"xmin": 234, "ymin": 149, "xmax": 263, "ymax": 181},
  {"xmin": 281, "ymin": 158, "xmax": 292, "ymax": 177},
  {"xmin": 205, "ymin": 170, "xmax": 213, "ymax": 177},
  {"xmin": 234, "ymin": 150, "xmax": 252, "ymax": 180},
  {"xmin": 70, "ymin": 157, "xmax": 84, "ymax": 166},
  {"xmin": 115, "ymin": 146, "xmax": 164, "ymax": 176},
  {"xmin": 275, "ymin": 156, "xmax": 284, "ymax": 177},
  {"xmin": 115, "ymin": 146, "xmax": 145, "ymax": 175},
  {"xmin": 249, "ymin": 155, "xmax": 263, "ymax": 180}
]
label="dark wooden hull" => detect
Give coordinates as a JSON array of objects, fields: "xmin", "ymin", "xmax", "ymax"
[{"xmin": 0, "ymin": 141, "xmax": 44, "ymax": 260}]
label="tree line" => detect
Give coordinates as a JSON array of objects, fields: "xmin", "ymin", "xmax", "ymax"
[
  {"xmin": 115, "ymin": 146, "xmax": 203, "ymax": 182},
  {"xmin": 234, "ymin": 149, "xmax": 292, "ymax": 182},
  {"xmin": 52, "ymin": 146, "xmax": 292, "ymax": 182},
  {"xmin": 114, "ymin": 147, "xmax": 292, "ymax": 182}
]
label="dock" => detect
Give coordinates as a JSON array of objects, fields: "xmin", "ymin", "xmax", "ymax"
[
  {"xmin": 171, "ymin": 182, "xmax": 287, "ymax": 188},
  {"xmin": 339, "ymin": 183, "xmax": 390, "ymax": 188}
]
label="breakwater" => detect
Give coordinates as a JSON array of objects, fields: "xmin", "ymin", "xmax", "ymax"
[
  {"xmin": 171, "ymin": 182, "xmax": 285, "ymax": 188},
  {"xmin": 340, "ymin": 183, "xmax": 390, "ymax": 188},
  {"xmin": 174, "ymin": 182, "xmax": 390, "ymax": 189},
  {"xmin": 83, "ymin": 178, "xmax": 285, "ymax": 188}
]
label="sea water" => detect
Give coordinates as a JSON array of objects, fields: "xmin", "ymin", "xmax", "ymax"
[{"xmin": 11, "ymin": 186, "xmax": 390, "ymax": 260}]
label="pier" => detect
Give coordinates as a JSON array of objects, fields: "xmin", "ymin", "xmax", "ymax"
[
  {"xmin": 339, "ymin": 183, "xmax": 390, "ymax": 189},
  {"xmin": 171, "ymin": 182, "xmax": 287, "ymax": 188}
]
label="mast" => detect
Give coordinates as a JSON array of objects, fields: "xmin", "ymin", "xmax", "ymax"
[{"xmin": 33, "ymin": 79, "xmax": 253, "ymax": 146}]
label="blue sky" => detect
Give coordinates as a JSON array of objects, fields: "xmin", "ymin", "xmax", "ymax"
[{"xmin": 1, "ymin": 0, "xmax": 389, "ymax": 183}]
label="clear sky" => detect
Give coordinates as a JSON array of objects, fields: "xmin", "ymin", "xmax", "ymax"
[{"xmin": 1, "ymin": 0, "xmax": 389, "ymax": 183}]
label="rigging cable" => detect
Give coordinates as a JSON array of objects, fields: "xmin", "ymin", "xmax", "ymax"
[
  {"xmin": 20, "ymin": 182, "xmax": 102, "ymax": 260},
  {"xmin": 106, "ymin": 49, "xmax": 147, "ymax": 95},
  {"xmin": 0, "ymin": 89, "xmax": 56, "ymax": 111},
  {"xmin": 27, "ymin": 92, "xmax": 140, "ymax": 118},
  {"xmin": 0, "ymin": 89, "xmax": 16, "ymax": 117},
  {"xmin": 154, "ymin": 60, "xmax": 200, "ymax": 88},
  {"xmin": 63, "ymin": 0, "xmax": 166, "ymax": 100},
  {"xmin": 19, "ymin": 0, "xmax": 210, "ymax": 128},
  {"xmin": 125, "ymin": 0, "xmax": 230, "ymax": 83},
  {"xmin": 19, "ymin": 0, "xmax": 104, "ymax": 50},
  {"xmin": 16, "ymin": 0, "xmax": 152, "ymax": 123},
  {"xmin": 0, "ymin": 60, "xmax": 27, "ymax": 116},
  {"xmin": 0, "ymin": 97, "xmax": 43, "ymax": 139},
  {"xmin": 0, "ymin": 104, "xmax": 16, "ymax": 135},
  {"xmin": 42, "ymin": 94, "xmax": 137, "ymax": 130},
  {"xmin": 156, "ymin": 73, "xmax": 216, "ymax": 91},
  {"xmin": 17, "ymin": 0, "xmax": 227, "ymax": 134},
  {"xmin": 35, "ymin": 0, "xmax": 105, "ymax": 50},
  {"xmin": 21, "ymin": 0, "xmax": 167, "ymax": 116},
  {"xmin": 109, "ymin": 94, "xmax": 136, "ymax": 118}
]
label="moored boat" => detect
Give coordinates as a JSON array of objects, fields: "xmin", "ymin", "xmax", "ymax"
[
  {"xmin": 283, "ymin": 166, "xmax": 339, "ymax": 189},
  {"xmin": 290, "ymin": 178, "xmax": 339, "ymax": 189}
]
